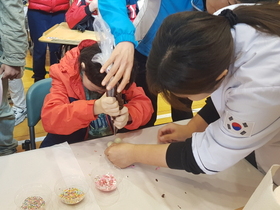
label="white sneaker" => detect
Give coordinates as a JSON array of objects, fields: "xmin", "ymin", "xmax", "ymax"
[{"xmin": 13, "ymin": 107, "xmax": 27, "ymax": 126}]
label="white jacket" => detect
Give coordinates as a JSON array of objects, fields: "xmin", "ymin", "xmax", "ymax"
[{"xmin": 193, "ymin": 5, "xmax": 280, "ymax": 181}]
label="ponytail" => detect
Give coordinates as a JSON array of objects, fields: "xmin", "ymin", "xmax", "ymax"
[{"xmin": 233, "ymin": 3, "xmax": 280, "ymax": 36}]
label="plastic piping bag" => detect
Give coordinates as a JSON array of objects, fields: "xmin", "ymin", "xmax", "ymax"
[{"xmin": 91, "ymin": 10, "xmax": 115, "ymax": 74}]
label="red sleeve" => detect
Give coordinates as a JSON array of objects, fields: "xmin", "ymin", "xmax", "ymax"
[
  {"xmin": 65, "ymin": 0, "xmax": 91, "ymax": 29},
  {"xmin": 123, "ymin": 83, "xmax": 154, "ymax": 130}
]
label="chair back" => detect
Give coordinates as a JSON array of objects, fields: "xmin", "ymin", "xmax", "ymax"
[{"xmin": 26, "ymin": 78, "xmax": 52, "ymax": 127}]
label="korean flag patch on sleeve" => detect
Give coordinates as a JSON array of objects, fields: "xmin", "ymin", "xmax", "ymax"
[{"xmin": 223, "ymin": 112, "xmax": 255, "ymax": 137}]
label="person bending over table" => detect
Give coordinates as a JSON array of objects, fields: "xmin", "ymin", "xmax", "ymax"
[
  {"xmin": 40, "ymin": 39, "xmax": 153, "ymax": 148},
  {"xmin": 98, "ymin": 0, "xmax": 278, "ymax": 128},
  {"xmin": 105, "ymin": 4, "xmax": 280, "ymax": 184}
]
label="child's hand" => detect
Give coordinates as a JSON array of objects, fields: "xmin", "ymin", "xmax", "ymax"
[
  {"xmin": 113, "ymin": 106, "xmax": 129, "ymax": 129},
  {"xmin": 94, "ymin": 96, "xmax": 120, "ymax": 116}
]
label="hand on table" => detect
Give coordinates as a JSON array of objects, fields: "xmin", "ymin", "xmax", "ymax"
[
  {"xmin": 100, "ymin": 42, "xmax": 135, "ymax": 93},
  {"xmin": 113, "ymin": 106, "xmax": 129, "ymax": 129},
  {"xmin": 105, "ymin": 143, "xmax": 135, "ymax": 168},
  {"xmin": 158, "ymin": 123, "xmax": 189, "ymax": 143},
  {"xmin": 0, "ymin": 64, "xmax": 21, "ymax": 80}
]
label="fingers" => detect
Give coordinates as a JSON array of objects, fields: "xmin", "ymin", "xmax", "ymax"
[
  {"xmin": 101, "ymin": 42, "xmax": 134, "ymax": 92},
  {"xmin": 101, "ymin": 58, "xmax": 116, "ymax": 86},
  {"xmin": 119, "ymin": 106, "xmax": 128, "ymax": 115},
  {"xmin": 117, "ymin": 64, "xmax": 132, "ymax": 93},
  {"xmin": 103, "ymin": 67, "xmax": 117, "ymax": 88},
  {"xmin": 106, "ymin": 69, "xmax": 126, "ymax": 91},
  {"xmin": 104, "ymin": 58, "xmax": 128, "ymax": 91},
  {"xmin": 99, "ymin": 97, "xmax": 117, "ymax": 115},
  {"xmin": 0, "ymin": 65, "xmax": 21, "ymax": 79},
  {"xmin": 2, "ymin": 72, "xmax": 18, "ymax": 80},
  {"xmin": 114, "ymin": 117, "xmax": 126, "ymax": 129},
  {"xmin": 157, "ymin": 124, "xmax": 177, "ymax": 143},
  {"xmin": 158, "ymin": 134, "xmax": 173, "ymax": 143},
  {"xmin": 0, "ymin": 66, "xmax": 4, "ymax": 75},
  {"xmin": 100, "ymin": 56, "xmax": 114, "ymax": 74},
  {"xmin": 113, "ymin": 107, "xmax": 128, "ymax": 129}
]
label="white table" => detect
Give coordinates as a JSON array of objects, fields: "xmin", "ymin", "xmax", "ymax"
[{"xmin": 0, "ymin": 120, "xmax": 264, "ymax": 209}]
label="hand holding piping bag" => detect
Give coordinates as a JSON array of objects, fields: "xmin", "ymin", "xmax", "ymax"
[{"xmin": 92, "ymin": 11, "xmax": 124, "ymax": 134}]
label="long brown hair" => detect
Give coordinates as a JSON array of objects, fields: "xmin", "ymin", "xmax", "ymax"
[{"xmin": 146, "ymin": 3, "xmax": 280, "ymax": 110}]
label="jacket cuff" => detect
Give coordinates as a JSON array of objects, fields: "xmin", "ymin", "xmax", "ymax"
[
  {"xmin": 166, "ymin": 138, "xmax": 205, "ymax": 174},
  {"xmin": 0, "ymin": 56, "xmax": 26, "ymax": 67},
  {"xmin": 114, "ymin": 33, "xmax": 138, "ymax": 47}
]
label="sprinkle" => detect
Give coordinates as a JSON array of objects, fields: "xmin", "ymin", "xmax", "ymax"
[
  {"xmin": 155, "ymin": 179, "xmax": 158, "ymax": 182},
  {"xmin": 95, "ymin": 173, "xmax": 117, "ymax": 192},
  {"xmin": 155, "ymin": 167, "xmax": 160, "ymax": 170},
  {"xmin": 161, "ymin": 194, "xmax": 165, "ymax": 198},
  {"xmin": 59, "ymin": 187, "xmax": 85, "ymax": 204},
  {"xmin": 21, "ymin": 196, "xmax": 45, "ymax": 210}
]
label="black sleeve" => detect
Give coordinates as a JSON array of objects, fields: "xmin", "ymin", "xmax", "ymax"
[
  {"xmin": 166, "ymin": 138, "xmax": 205, "ymax": 174},
  {"xmin": 197, "ymin": 97, "xmax": 220, "ymax": 124}
]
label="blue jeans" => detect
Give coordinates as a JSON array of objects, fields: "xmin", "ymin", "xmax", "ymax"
[{"xmin": 27, "ymin": 9, "xmax": 66, "ymax": 79}]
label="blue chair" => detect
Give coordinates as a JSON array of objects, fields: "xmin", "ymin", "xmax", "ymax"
[{"xmin": 23, "ymin": 78, "xmax": 52, "ymax": 150}]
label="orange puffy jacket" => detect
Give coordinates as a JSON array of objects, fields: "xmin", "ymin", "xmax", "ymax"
[{"xmin": 41, "ymin": 40, "xmax": 153, "ymax": 135}]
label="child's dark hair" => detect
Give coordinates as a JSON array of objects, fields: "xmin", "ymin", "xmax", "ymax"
[{"xmin": 78, "ymin": 43, "xmax": 137, "ymax": 90}]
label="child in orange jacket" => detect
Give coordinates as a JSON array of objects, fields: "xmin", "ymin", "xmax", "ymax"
[{"xmin": 40, "ymin": 39, "xmax": 153, "ymax": 147}]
